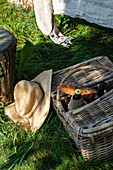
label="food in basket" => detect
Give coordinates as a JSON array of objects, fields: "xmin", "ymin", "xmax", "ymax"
[
  {"xmin": 57, "ymin": 83, "xmax": 97, "ymax": 101},
  {"xmin": 68, "ymin": 89, "xmax": 84, "ymax": 110}
]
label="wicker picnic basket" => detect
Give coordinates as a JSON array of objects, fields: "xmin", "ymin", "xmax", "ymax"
[{"xmin": 51, "ymin": 56, "xmax": 113, "ymax": 162}]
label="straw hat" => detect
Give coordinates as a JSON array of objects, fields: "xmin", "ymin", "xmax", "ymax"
[{"xmin": 5, "ymin": 70, "xmax": 52, "ymax": 131}]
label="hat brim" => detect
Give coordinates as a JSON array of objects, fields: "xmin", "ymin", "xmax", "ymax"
[
  {"xmin": 5, "ymin": 69, "xmax": 52, "ymax": 131},
  {"xmin": 5, "ymin": 102, "xmax": 27, "ymax": 123},
  {"xmin": 31, "ymin": 69, "xmax": 52, "ymax": 131}
]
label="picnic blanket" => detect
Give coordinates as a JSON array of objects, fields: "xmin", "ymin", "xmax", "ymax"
[{"xmin": 33, "ymin": 0, "xmax": 113, "ymax": 47}]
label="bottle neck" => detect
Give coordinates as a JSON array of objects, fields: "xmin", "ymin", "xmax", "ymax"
[
  {"xmin": 98, "ymin": 81, "xmax": 106, "ymax": 97},
  {"xmin": 99, "ymin": 81, "xmax": 106, "ymax": 89},
  {"xmin": 73, "ymin": 93, "xmax": 81, "ymax": 100}
]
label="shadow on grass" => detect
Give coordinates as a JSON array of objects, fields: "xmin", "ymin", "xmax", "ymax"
[
  {"xmin": 1, "ymin": 114, "xmax": 81, "ymax": 170},
  {"xmin": 56, "ymin": 14, "xmax": 113, "ymax": 37},
  {"xmin": 2, "ymin": 113, "xmax": 113, "ymax": 170},
  {"xmin": 15, "ymin": 22, "xmax": 113, "ymax": 84}
]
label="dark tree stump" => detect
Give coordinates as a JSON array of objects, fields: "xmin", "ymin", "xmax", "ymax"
[{"xmin": 0, "ymin": 28, "xmax": 16, "ymax": 102}]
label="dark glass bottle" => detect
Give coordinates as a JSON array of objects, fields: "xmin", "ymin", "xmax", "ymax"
[
  {"xmin": 98, "ymin": 81, "xmax": 106, "ymax": 97},
  {"xmin": 68, "ymin": 89, "xmax": 83, "ymax": 110},
  {"xmin": 73, "ymin": 89, "xmax": 81, "ymax": 100}
]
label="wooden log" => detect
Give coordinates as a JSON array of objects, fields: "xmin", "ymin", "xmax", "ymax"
[{"xmin": 0, "ymin": 28, "xmax": 16, "ymax": 102}]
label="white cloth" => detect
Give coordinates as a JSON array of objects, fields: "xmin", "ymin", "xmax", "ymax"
[
  {"xmin": 34, "ymin": 0, "xmax": 53, "ymax": 35},
  {"xmin": 34, "ymin": 0, "xmax": 113, "ymax": 47},
  {"xmin": 53, "ymin": 0, "xmax": 113, "ymax": 29}
]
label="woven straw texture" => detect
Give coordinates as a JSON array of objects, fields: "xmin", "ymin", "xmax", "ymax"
[{"xmin": 51, "ymin": 56, "xmax": 113, "ymax": 161}]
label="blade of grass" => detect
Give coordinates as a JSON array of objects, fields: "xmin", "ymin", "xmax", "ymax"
[{"xmin": 19, "ymin": 143, "xmax": 34, "ymax": 165}]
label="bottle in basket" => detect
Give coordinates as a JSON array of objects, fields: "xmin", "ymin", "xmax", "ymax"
[
  {"xmin": 68, "ymin": 89, "xmax": 83, "ymax": 110},
  {"xmin": 98, "ymin": 81, "xmax": 106, "ymax": 97}
]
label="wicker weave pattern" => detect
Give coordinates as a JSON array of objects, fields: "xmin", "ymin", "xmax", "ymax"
[{"xmin": 51, "ymin": 56, "xmax": 113, "ymax": 161}]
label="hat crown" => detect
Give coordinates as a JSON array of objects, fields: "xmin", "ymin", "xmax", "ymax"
[{"xmin": 14, "ymin": 80, "xmax": 43, "ymax": 117}]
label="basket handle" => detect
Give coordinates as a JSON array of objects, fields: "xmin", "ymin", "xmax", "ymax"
[{"xmin": 57, "ymin": 64, "xmax": 113, "ymax": 114}]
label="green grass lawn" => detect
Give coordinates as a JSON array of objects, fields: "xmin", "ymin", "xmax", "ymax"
[{"xmin": 1, "ymin": 0, "xmax": 113, "ymax": 169}]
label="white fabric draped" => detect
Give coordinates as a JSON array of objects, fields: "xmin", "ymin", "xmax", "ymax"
[
  {"xmin": 34, "ymin": 0, "xmax": 113, "ymax": 47},
  {"xmin": 53, "ymin": 0, "xmax": 113, "ymax": 29}
]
